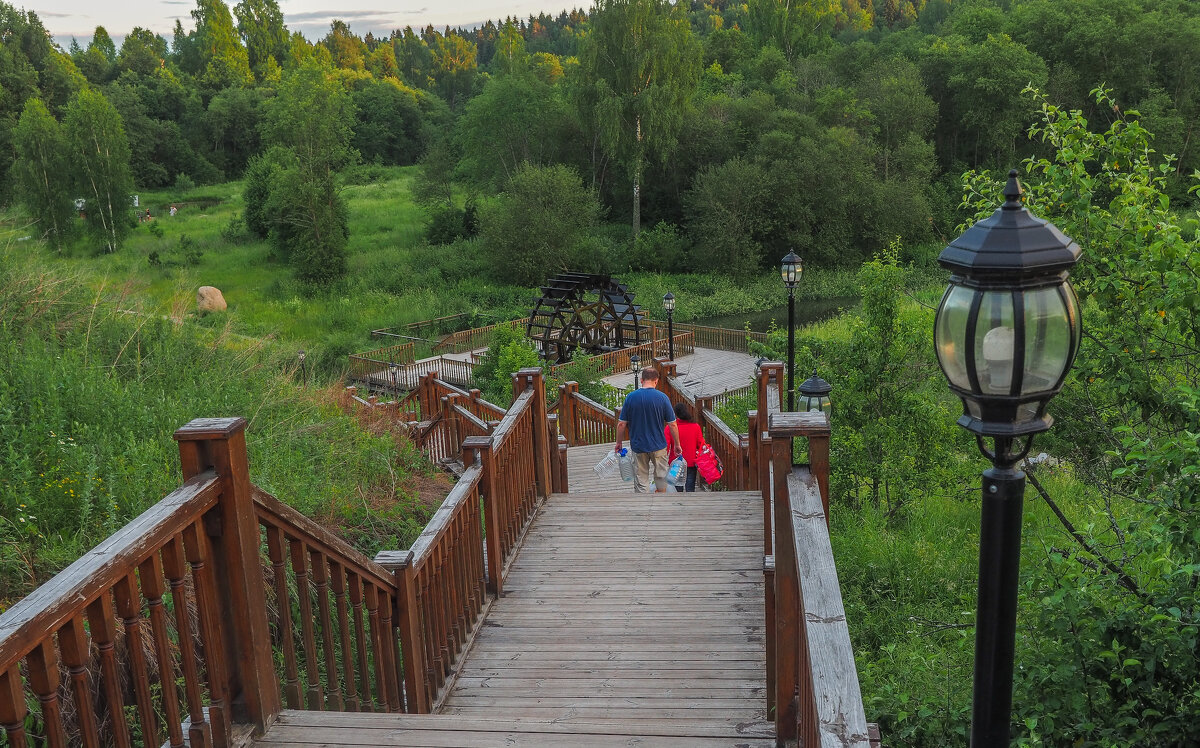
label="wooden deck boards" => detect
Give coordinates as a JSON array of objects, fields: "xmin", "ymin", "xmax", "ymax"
[
  {"xmin": 442, "ymin": 488, "xmax": 768, "ymax": 740},
  {"xmin": 601, "ymin": 346, "xmax": 759, "ymax": 398},
  {"xmin": 255, "ymin": 437, "xmax": 772, "ymax": 746}
]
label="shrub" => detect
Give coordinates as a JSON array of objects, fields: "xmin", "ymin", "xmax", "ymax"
[
  {"xmin": 175, "ymin": 172, "xmax": 196, "ymax": 194},
  {"xmin": 479, "ymin": 164, "xmax": 602, "ymax": 285}
]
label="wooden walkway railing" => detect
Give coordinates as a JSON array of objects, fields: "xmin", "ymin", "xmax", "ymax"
[
  {"xmin": 645, "ymin": 320, "xmax": 770, "ymax": 353},
  {"xmin": 348, "ymin": 343, "xmax": 417, "ymax": 382}
]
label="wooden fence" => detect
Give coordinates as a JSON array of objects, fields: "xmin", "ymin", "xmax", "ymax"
[
  {"xmin": 347, "ymin": 343, "xmax": 417, "ymax": 382},
  {"xmin": 645, "ymin": 320, "xmax": 770, "ymax": 353},
  {"xmin": 431, "ymin": 318, "xmax": 528, "ymax": 355}
]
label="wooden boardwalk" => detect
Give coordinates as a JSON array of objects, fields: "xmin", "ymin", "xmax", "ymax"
[
  {"xmin": 602, "ymin": 347, "xmax": 759, "ymax": 398},
  {"xmin": 258, "ymin": 444, "xmax": 772, "ymax": 747}
]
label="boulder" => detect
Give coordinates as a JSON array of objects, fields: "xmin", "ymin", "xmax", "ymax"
[{"xmin": 197, "ymin": 286, "xmax": 227, "ymax": 313}]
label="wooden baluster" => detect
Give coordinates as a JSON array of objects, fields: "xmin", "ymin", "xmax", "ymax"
[
  {"xmin": 88, "ymin": 597, "xmax": 131, "ymax": 748},
  {"xmin": 58, "ymin": 616, "xmax": 101, "ymax": 748},
  {"xmin": 181, "ymin": 522, "xmax": 230, "ymax": 747},
  {"xmin": 418, "ymin": 573, "xmax": 437, "ymax": 706},
  {"xmin": 747, "ymin": 411, "xmax": 760, "ymax": 494},
  {"xmin": 288, "ymin": 540, "xmax": 323, "ymax": 709},
  {"xmin": 139, "ymin": 553, "xmax": 185, "ymax": 747},
  {"xmin": 329, "ymin": 561, "xmax": 359, "ymax": 711},
  {"xmin": 114, "ymin": 573, "xmax": 159, "ymax": 747},
  {"xmin": 174, "ymin": 418, "xmax": 280, "ymax": 729},
  {"xmin": 345, "ymin": 572, "xmax": 374, "ymax": 711},
  {"xmin": 375, "ymin": 584, "xmax": 401, "ymax": 713},
  {"xmin": 0, "ymin": 665, "xmax": 28, "ymax": 747},
  {"xmin": 161, "ymin": 536, "xmax": 211, "ymax": 746},
  {"xmin": 809, "ymin": 424, "xmax": 831, "ymax": 527},
  {"xmin": 310, "ymin": 551, "xmax": 344, "ymax": 711},
  {"xmin": 363, "ymin": 583, "xmax": 390, "ymax": 710},
  {"xmin": 466, "ymin": 437, "xmax": 502, "ymax": 596},
  {"xmin": 25, "ymin": 640, "xmax": 65, "ymax": 746},
  {"xmin": 432, "ymin": 547, "xmax": 451, "ymax": 679},
  {"xmin": 265, "ymin": 526, "xmax": 302, "ymax": 709},
  {"xmin": 558, "ymin": 434, "xmax": 569, "ymax": 493},
  {"xmin": 770, "ymin": 419, "xmax": 800, "ymax": 743}
]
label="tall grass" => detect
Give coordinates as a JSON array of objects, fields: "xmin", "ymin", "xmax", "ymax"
[{"xmin": 0, "ymin": 247, "xmax": 441, "ymax": 607}]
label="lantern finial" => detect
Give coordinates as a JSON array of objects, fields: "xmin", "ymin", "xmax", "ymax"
[{"xmin": 1002, "ymin": 169, "xmax": 1022, "ymax": 210}]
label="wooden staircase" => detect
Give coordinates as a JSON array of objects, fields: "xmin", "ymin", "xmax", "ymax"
[{"xmin": 256, "ymin": 485, "xmax": 774, "ymax": 747}]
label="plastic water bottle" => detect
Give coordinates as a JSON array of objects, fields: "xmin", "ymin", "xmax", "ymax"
[
  {"xmin": 617, "ymin": 448, "xmax": 635, "ymax": 482},
  {"xmin": 668, "ymin": 457, "xmax": 686, "ymax": 487},
  {"xmin": 593, "ymin": 449, "xmax": 620, "ymax": 478}
]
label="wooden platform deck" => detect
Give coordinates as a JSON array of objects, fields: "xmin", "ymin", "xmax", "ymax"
[
  {"xmin": 255, "ymin": 444, "xmax": 771, "ymax": 747},
  {"xmin": 602, "ymin": 346, "xmax": 758, "ymax": 398}
]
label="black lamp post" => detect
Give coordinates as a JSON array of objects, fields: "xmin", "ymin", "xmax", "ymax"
[
  {"xmin": 933, "ymin": 170, "xmax": 1082, "ymax": 747},
  {"xmin": 298, "ymin": 349, "xmax": 307, "ymax": 386},
  {"xmin": 630, "ymin": 353, "xmax": 640, "ymax": 389},
  {"xmin": 781, "ymin": 251, "xmax": 803, "ymax": 411},
  {"xmin": 389, "ymin": 362, "xmax": 399, "ymax": 394},
  {"xmin": 663, "ymin": 292, "xmax": 676, "ymax": 361},
  {"xmin": 797, "ymin": 370, "xmax": 832, "ymax": 415}
]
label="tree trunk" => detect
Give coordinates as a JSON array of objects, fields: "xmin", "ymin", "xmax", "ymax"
[{"xmin": 632, "ymin": 115, "xmax": 642, "ymax": 237}]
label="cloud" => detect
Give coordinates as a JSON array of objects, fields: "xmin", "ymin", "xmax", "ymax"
[
  {"xmin": 284, "ymin": 9, "xmax": 394, "ymax": 23},
  {"xmin": 38, "ymin": 11, "xmax": 76, "ymax": 17}
]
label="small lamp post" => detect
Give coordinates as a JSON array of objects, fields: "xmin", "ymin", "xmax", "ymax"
[
  {"xmin": 797, "ymin": 370, "xmax": 832, "ymax": 415},
  {"xmin": 933, "ymin": 170, "xmax": 1082, "ymax": 747},
  {"xmin": 663, "ymin": 292, "xmax": 676, "ymax": 361},
  {"xmin": 388, "ymin": 361, "xmax": 400, "ymax": 394},
  {"xmin": 298, "ymin": 349, "xmax": 307, "ymax": 386},
  {"xmin": 630, "ymin": 353, "xmax": 641, "ymax": 389},
  {"xmin": 781, "ymin": 251, "xmax": 803, "ymax": 410}
]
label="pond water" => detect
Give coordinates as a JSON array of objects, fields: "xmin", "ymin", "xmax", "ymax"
[{"xmin": 693, "ymin": 296, "xmax": 858, "ymax": 333}]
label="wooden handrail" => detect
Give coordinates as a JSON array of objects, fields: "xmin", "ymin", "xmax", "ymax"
[
  {"xmin": 645, "ymin": 320, "xmax": 770, "ymax": 353},
  {"xmin": 765, "ymin": 410, "xmax": 871, "ymax": 745}
]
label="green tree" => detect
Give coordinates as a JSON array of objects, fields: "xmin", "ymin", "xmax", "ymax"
[
  {"xmin": 265, "ymin": 165, "xmax": 348, "ymax": 284},
  {"xmin": 580, "ymin": 0, "xmax": 701, "ymax": 235},
  {"xmin": 457, "ymin": 73, "xmax": 572, "ymax": 188},
  {"xmin": 241, "ymin": 145, "xmax": 293, "ymax": 238},
  {"xmin": 117, "ymin": 28, "xmax": 168, "ymax": 77},
  {"xmin": 479, "ymin": 163, "xmax": 602, "ymax": 285},
  {"xmin": 322, "ymin": 20, "xmax": 366, "ymax": 70},
  {"xmin": 233, "ymin": 0, "xmax": 289, "ymax": 80},
  {"xmin": 192, "ymin": 0, "xmax": 254, "ymax": 94},
  {"xmin": 492, "ymin": 20, "xmax": 528, "ymax": 75},
  {"xmin": 10, "ymin": 98, "xmax": 73, "ymax": 249},
  {"xmin": 64, "ymin": 88, "xmax": 134, "ymax": 253},
  {"xmin": 261, "ymin": 60, "xmax": 356, "ymax": 173},
  {"xmin": 429, "ymin": 31, "xmax": 477, "ymax": 109},
  {"xmin": 351, "ymin": 79, "xmax": 426, "ymax": 165},
  {"xmin": 204, "ymin": 86, "xmax": 265, "ymax": 175},
  {"xmin": 685, "ymin": 157, "xmax": 772, "ymax": 279}
]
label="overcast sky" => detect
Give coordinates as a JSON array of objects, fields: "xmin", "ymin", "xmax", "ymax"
[{"xmin": 30, "ymin": 0, "xmax": 580, "ymax": 47}]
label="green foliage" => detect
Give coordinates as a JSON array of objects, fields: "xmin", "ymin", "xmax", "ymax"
[
  {"xmin": 351, "ymin": 79, "xmax": 427, "ymax": 166},
  {"xmin": 961, "ymin": 86, "xmax": 1200, "ymax": 745},
  {"xmin": 630, "ymin": 221, "xmax": 689, "ymax": 272},
  {"xmin": 241, "ymin": 145, "xmax": 293, "ymax": 239},
  {"xmin": 473, "ymin": 324, "xmax": 538, "ymax": 404},
  {"xmin": 0, "ymin": 249, "xmax": 434, "ymax": 602},
  {"xmin": 261, "ymin": 60, "xmax": 357, "ymax": 174},
  {"xmin": 10, "ymin": 98, "xmax": 73, "ymax": 249},
  {"xmin": 233, "ymin": 0, "xmax": 289, "ymax": 80},
  {"xmin": 266, "ymin": 165, "xmax": 348, "ymax": 285},
  {"xmin": 64, "ymin": 87, "xmax": 134, "ymax": 253},
  {"xmin": 191, "ymin": 0, "xmax": 254, "ymax": 94},
  {"xmin": 479, "ymin": 163, "xmax": 602, "ymax": 285}
]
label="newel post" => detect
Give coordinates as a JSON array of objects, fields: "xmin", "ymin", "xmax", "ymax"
[
  {"xmin": 390, "ymin": 550, "xmax": 430, "ymax": 713},
  {"xmin": 173, "ymin": 418, "xmax": 281, "ymax": 732},
  {"xmin": 560, "ymin": 382, "xmax": 579, "ymax": 446},
  {"xmin": 464, "ymin": 436, "xmax": 503, "ymax": 596},
  {"xmin": 514, "ymin": 368, "xmax": 552, "ymax": 499},
  {"xmin": 768, "ymin": 413, "xmax": 800, "ymax": 744}
]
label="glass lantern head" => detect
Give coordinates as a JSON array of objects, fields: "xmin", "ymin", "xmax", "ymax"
[
  {"xmin": 663, "ymin": 292, "xmax": 675, "ymax": 313},
  {"xmin": 934, "ymin": 170, "xmax": 1082, "ymax": 439},
  {"xmin": 781, "ymin": 251, "xmax": 803, "ymax": 289},
  {"xmin": 798, "ymin": 369, "xmax": 833, "ymax": 415}
]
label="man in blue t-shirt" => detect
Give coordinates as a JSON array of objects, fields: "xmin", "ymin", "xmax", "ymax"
[{"xmin": 615, "ymin": 367, "xmax": 681, "ymax": 493}]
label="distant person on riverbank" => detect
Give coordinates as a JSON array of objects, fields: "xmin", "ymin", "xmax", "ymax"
[
  {"xmin": 665, "ymin": 401, "xmax": 703, "ymax": 492},
  {"xmin": 615, "ymin": 367, "xmax": 681, "ymax": 493},
  {"xmin": 169, "ymin": 204, "xmax": 177, "ymax": 217}
]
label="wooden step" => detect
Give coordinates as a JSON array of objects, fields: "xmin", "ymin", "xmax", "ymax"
[{"xmin": 255, "ymin": 710, "xmax": 775, "ymax": 747}]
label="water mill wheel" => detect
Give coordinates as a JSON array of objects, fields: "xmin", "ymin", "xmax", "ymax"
[{"xmin": 526, "ymin": 273, "xmax": 645, "ymax": 363}]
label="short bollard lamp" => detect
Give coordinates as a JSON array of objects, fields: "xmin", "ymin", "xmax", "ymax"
[
  {"xmin": 781, "ymin": 251, "xmax": 803, "ymax": 411},
  {"xmin": 630, "ymin": 353, "xmax": 640, "ymax": 388},
  {"xmin": 298, "ymin": 349, "xmax": 307, "ymax": 386},
  {"xmin": 934, "ymin": 170, "xmax": 1081, "ymax": 747},
  {"xmin": 797, "ymin": 370, "xmax": 832, "ymax": 415},
  {"xmin": 663, "ymin": 292, "xmax": 676, "ymax": 361}
]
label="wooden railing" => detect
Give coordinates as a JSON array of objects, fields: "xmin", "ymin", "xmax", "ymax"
[
  {"xmin": 646, "ymin": 320, "xmax": 769, "ymax": 353},
  {"xmin": 548, "ymin": 332, "xmax": 693, "ymax": 379},
  {"xmin": 762, "ymin": 411, "xmax": 872, "ymax": 746},
  {"xmin": 556, "ymin": 381, "xmax": 619, "ymax": 447},
  {"xmin": 431, "ymin": 318, "xmax": 527, "ymax": 355},
  {"xmin": 348, "ymin": 343, "xmax": 417, "ymax": 382},
  {"xmin": 253, "ymin": 487, "xmax": 406, "ymax": 713}
]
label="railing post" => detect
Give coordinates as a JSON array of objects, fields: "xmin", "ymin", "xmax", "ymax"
[
  {"xmin": 764, "ymin": 554, "xmax": 776, "ymax": 723},
  {"xmin": 769, "ymin": 415, "xmax": 799, "ymax": 744},
  {"xmin": 560, "ymin": 382, "xmax": 579, "ymax": 446},
  {"xmin": 173, "ymin": 418, "xmax": 281, "ymax": 732},
  {"xmin": 810, "ymin": 428, "xmax": 831, "ymax": 527},
  {"xmin": 747, "ymin": 411, "xmax": 760, "ymax": 494},
  {"xmin": 391, "ymin": 551, "xmax": 430, "ymax": 714},
  {"xmin": 516, "ymin": 368, "xmax": 553, "ymax": 500},
  {"xmin": 464, "ymin": 436, "xmax": 503, "ymax": 596}
]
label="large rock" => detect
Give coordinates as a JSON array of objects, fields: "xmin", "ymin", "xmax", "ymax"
[{"xmin": 197, "ymin": 286, "xmax": 227, "ymax": 313}]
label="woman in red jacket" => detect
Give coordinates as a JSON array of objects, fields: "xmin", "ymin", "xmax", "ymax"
[{"xmin": 664, "ymin": 401, "xmax": 704, "ymax": 492}]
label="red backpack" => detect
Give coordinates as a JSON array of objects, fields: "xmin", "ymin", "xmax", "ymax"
[{"xmin": 695, "ymin": 443, "xmax": 724, "ymax": 484}]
